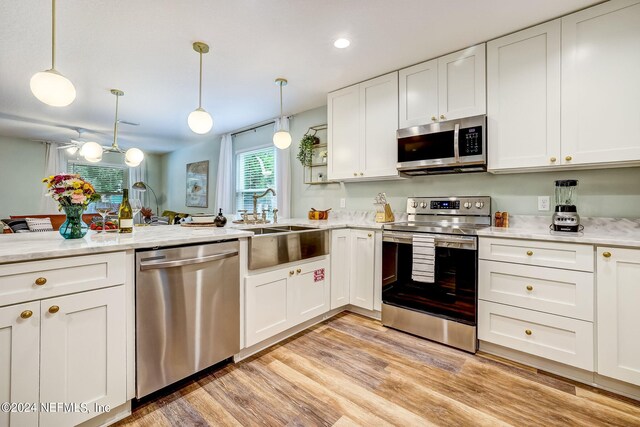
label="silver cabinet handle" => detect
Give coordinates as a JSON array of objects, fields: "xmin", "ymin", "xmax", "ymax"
[{"xmin": 140, "ymin": 250, "xmax": 238, "ymax": 270}]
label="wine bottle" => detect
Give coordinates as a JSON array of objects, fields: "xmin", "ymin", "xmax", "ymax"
[{"xmin": 118, "ymin": 189, "xmax": 133, "ymax": 233}]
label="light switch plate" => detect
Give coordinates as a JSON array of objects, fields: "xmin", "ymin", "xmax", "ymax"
[
  {"xmin": 340, "ymin": 198, "xmax": 346, "ymax": 208},
  {"xmin": 538, "ymin": 196, "xmax": 550, "ymax": 211}
]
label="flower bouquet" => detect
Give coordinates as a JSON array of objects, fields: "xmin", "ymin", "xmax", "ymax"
[{"xmin": 42, "ymin": 174, "xmax": 101, "ymax": 239}]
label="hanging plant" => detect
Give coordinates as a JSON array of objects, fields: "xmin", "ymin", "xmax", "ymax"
[{"xmin": 297, "ymin": 134, "xmax": 319, "ymax": 166}]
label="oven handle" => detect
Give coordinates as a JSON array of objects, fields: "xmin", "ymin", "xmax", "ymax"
[{"xmin": 382, "ymin": 231, "xmax": 477, "ymax": 250}]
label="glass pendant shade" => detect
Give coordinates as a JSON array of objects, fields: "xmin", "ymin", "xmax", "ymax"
[
  {"xmin": 124, "ymin": 147, "xmax": 144, "ymax": 167},
  {"xmin": 80, "ymin": 141, "xmax": 103, "ymax": 160},
  {"xmin": 273, "ymin": 130, "xmax": 292, "ymax": 149},
  {"xmin": 30, "ymin": 69, "xmax": 76, "ymax": 107},
  {"xmin": 188, "ymin": 108, "xmax": 213, "ymax": 134}
]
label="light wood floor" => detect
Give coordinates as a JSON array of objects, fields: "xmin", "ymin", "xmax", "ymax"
[{"xmin": 117, "ymin": 312, "xmax": 640, "ymax": 426}]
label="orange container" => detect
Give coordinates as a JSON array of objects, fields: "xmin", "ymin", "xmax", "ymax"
[{"xmin": 308, "ymin": 208, "xmax": 331, "ymax": 220}]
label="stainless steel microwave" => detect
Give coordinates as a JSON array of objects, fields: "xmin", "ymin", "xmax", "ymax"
[{"xmin": 396, "ymin": 115, "xmax": 486, "ymax": 176}]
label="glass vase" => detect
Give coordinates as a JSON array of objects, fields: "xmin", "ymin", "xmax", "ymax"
[{"xmin": 59, "ymin": 205, "xmax": 88, "ymax": 239}]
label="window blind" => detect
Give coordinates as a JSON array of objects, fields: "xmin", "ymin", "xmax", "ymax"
[
  {"xmin": 236, "ymin": 146, "xmax": 277, "ymax": 213},
  {"xmin": 67, "ymin": 162, "xmax": 127, "ymax": 205}
]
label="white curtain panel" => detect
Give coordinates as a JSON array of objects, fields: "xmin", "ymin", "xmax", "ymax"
[
  {"xmin": 40, "ymin": 142, "xmax": 61, "ymax": 213},
  {"xmin": 129, "ymin": 159, "xmax": 148, "ymax": 206},
  {"xmin": 274, "ymin": 118, "xmax": 291, "ymax": 219},
  {"xmin": 215, "ymin": 133, "xmax": 234, "ymax": 214}
]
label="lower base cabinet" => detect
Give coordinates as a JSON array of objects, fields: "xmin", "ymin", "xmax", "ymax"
[{"xmin": 245, "ymin": 258, "xmax": 330, "ymax": 347}]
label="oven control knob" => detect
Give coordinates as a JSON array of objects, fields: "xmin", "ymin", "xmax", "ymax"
[
  {"xmin": 475, "ymin": 201, "xmax": 485, "ymax": 209},
  {"xmin": 463, "ymin": 202, "xmax": 472, "ymax": 209},
  {"xmin": 410, "ymin": 201, "xmax": 418, "ymax": 208},
  {"xmin": 420, "ymin": 202, "xmax": 428, "ymax": 208}
]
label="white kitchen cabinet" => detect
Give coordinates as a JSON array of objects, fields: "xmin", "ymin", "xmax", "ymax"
[
  {"xmin": 0, "ymin": 302, "xmax": 40, "ymax": 427},
  {"xmin": 328, "ymin": 72, "xmax": 399, "ymax": 181},
  {"xmin": 487, "ymin": 20, "xmax": 561, "ymax": 171},
  {"xmin": 245, "ymin": 258, "xmax": 330, "ymax": 347},
  {"xmin": 330, "ymin": 229, "xmax": 351, "ymax": 309},
  {"xmin": 39, "ymin": 285, "xmax": 127, "ymax": 427},
  {"xmin": 399, "ymin": 44, "xmax": 486, "ymax": 129},
  {"xmin": 562, "ymin": 0, "xmax": 640, "ymax": 166},
  {"xmin": 349, "ymin": 230, "xmax": 376, "ymax": 310},
  {"xmin": 438, "ymin": 44, "xmax": 486, "ymax": 121},
  {"xmin": 596, "ymin": 247, "xmax": 640, "ymax": 386}
]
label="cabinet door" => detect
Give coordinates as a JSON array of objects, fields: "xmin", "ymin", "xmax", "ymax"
[
  {"xmin": 438, "ymin": 44, "xmax": 486, "ymax": 120},
  {"xmin": 350, "ymin": 230, "xmax": 375, "ymax": 310},
  {"xmin": 360, "ymin": 71, "xmax": 400, "ymax": 179},
  {"xmin": 330, "ymin": 229, "xmax": 351, "ymax": 309},
  {"xmin": 40, "ymin": 286, "xmax": 126, "ymax": 427},
  {"xmin": 597, "ymin": 247, "xmax": 640, "ymax": 386},
  {"xmin": 0, "ymin": 302, "xmax": 40, "ymax": 427},
  {"xmin": 399, "ymin": 59, "xmax": 439, "ymax": 128},
  {"xmin": 487, "ymin": 20, "xmax": 561, "ymax": 171},
  {"xmin": 291, "ymin": 259, "xmax": 330, "ymax": 324},
  {"xmin": 245, "ymin": 268, "xmax": 293, "ymax": 347},
  {"xmin": 562, "ymin": 0, "xmax": 640, "ymax": 165},
  {"xmin": 328, "ymin": 84, "xmax": 361, "ymax": 180}
]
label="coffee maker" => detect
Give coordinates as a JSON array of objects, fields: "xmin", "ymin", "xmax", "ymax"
[{"xmin": 552, "ymin": 180, "xmax": 581, "ymax": 232}]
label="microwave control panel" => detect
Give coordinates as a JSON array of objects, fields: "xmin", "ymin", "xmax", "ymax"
[{"xmin": 459, "ymin": 127, "xmax": 482, "ymax": 156}]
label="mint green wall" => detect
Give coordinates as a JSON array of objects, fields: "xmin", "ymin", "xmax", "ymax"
[{"xmin": 0, "ymin": 136, "xmax": 164, "ymax": 219}]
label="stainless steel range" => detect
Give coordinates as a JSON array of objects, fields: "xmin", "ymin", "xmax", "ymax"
[{"xmin": 381, "ymin": 196, "xmax": 491, "ymax": 353}]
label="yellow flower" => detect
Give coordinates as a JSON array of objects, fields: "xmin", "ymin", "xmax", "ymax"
[
  {"xmin": 72, "ymin": 181, "xmax": 82, "ymax": 189},
  {"xmin": 74, "ymin": 189, "xmax": 83, "ymax": 195}
]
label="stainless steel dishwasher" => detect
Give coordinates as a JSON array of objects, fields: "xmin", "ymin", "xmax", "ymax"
[{"xmin": 135, "ymin": 240, "xmax": 240, "ymax": 398}]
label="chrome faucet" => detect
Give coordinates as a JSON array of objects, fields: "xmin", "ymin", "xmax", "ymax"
[{"xmin": 252, "ymin": 188, "xmax": 276, "ymax": 223}]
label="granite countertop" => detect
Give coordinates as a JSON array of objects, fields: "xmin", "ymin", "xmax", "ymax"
[{"xmin": 477, "ymin": 216, "xmax": 640, "ymax": 248}]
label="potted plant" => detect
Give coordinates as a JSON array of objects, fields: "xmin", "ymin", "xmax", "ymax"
[{"xmin": 297, "ymin": 134, "xmax": 319, "ymax": 166}]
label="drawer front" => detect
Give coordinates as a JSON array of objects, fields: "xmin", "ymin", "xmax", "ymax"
[
  {"xmin": 479, "ymin": 237, "xmax": 593, "ymax": 272},
  {"xmin": 479, "ymin": 260, "xmax": 594, "ymax": 321},
  {"xmin": 478, "ymin": 301, "xmax": 594, "ymax": 370},
  {"xmin": 0, "ymin": 252, "xmax": 126, "ymax": 306}
]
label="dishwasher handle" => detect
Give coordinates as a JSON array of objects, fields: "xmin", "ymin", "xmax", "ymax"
[{"xmin": 139, "ymin": 250, "xmax": 238, "ymax": 270}]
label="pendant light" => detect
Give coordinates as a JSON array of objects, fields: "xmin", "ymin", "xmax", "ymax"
[
  {"xmin": 110, "ymin": 89, "xmax": 144, "ymax": 167},
  {"xmin": 273, "ymin": 78, "xmax": 292, "ymax": 149},
  {"xmin": 30, "ymin": 0, "xmax": 76, "ymax": 107},
  {"xmin": 188, "ymin": 42, "xmax": 213, "ymax": 134}
]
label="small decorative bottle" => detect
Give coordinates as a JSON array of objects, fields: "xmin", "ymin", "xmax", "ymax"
[{"xmin": 214, "ymin": 208, "xmax": 227, "ymax": 227}]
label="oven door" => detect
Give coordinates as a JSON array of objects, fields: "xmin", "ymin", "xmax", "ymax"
[{"xmin": 382, "ymin": 231, "xmax": 477, "ymax": 326}]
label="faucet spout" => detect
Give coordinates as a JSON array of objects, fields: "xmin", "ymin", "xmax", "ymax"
[{"xmin": 252, "ymin": 188, "xmax": 276, "ymax": 221}]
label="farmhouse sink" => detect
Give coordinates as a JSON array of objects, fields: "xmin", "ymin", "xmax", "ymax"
[{"xmin": 248, "ymin": 225, "xmax": 329, "ymax": 270}]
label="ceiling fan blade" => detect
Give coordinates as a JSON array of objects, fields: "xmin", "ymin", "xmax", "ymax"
[{"xmin": 118, "ymin": 120, "xmax": 140, "ymax": 126}]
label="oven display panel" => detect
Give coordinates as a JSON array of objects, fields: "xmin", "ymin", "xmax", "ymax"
[{"xmin": 430, "ymin": 200, "xmax": 460, "ymax": 210}]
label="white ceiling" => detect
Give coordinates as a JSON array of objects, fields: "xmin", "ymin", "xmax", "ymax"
[{"xmin": 0, "ymin": 0, "xmax": 601, "ymax": 153}]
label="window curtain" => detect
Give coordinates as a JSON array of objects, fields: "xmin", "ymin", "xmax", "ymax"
[
  {"xmin": 274, "ymin": 117, "xmax": 291, "ymax": 218},
  {"xmin": 40, "ymin": 142, "xmax": 62, "ymax": 213},
  {"xmin": 129, "ymin": 159, "xmax": 147, "ymax": 206},
  {"xmin": 215, "ymin": 133, "xmax": 234, "ymax": 214}
]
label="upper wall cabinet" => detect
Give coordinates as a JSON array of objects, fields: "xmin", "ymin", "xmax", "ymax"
[
  {"xmin": 561, "ymin": 0, "xmax": 640, "ymax": 166},
  {"xmin": 399, "ymin": 44, "xmax": 486, "ymax": 129},
  {"xmin": 328, "ymin": 71, "xmax": 399, "ymax": 181},
  {"xmin": 487, "ymin": 20, "xmax": 561, "ymax": 171}
]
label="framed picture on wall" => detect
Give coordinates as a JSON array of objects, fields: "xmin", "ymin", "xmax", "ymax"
[{"xmin": 186, "ymin": 160, "xmax": 209, "ymax": 208}]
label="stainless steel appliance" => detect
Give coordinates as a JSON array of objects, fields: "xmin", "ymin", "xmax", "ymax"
[
  {"xmin": 396, "ymin": 115, "xmax": 486, "ymax": 175},
  {"xmin": 552, "ymin": 180, "xmax": 581, "ymax": 232},
  {"xmin": 135, "ymin": 240, "xmax": 240, "ymax": 398},
  {"xmin": 382, "ymin": 196, "xmax": 491, "ymax": 353}
]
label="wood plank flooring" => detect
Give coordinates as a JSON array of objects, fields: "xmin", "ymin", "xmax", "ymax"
[{"xmin": 116, "ymin": 313, "xmax": 640, "ymax": 427}]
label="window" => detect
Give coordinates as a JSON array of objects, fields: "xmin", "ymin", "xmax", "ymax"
[
  {"xmin": 235, "ymin": 146, "xmax": 276, "ymax": 213},
  {"xmin": 67, "ymin": 162, "xmax": 128, "ymax": 206}
]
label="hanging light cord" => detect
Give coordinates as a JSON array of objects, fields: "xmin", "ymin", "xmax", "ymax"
[
  {"xmin": 113, "ymin": 93, "xmax": 120, "ymax": 150},
  {"xmin": 51, "ymin": 0, "xmax": 56, "ymax": 69},
  {"xmin": 198, "ymin": 49, "xmax": 203, "ymax": 109},
  {"xmin": 279, "ymin": 83, "xmax": 283, "ymax": 118}
]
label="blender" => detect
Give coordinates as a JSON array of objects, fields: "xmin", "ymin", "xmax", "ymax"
[{"xmin": 552, "ymin": 180, "xmax": 581, "ymax": 232}]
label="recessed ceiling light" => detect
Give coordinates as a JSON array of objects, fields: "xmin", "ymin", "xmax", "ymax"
[{"xmin": 334, "ymin": 38, "xmax": 350, "ymax": 49}]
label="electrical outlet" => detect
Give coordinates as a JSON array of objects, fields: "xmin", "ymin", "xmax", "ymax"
[
  {"xmin": 538, "ymin": 196, "xmax": 550, "ymax": 211},
  {"xmin": 340, "ymin": 198, "xmax": 346, "ymax": 208}
]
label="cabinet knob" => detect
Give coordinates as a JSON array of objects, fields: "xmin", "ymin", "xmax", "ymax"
[
  {"xmin": 526, "ymin": 250, "xmax": 533, "ymax": 256},
  {"xmin": 526, "ymin": 285, "xmax": 533, "ymax": 291},
  {"xmin": 20, "ymin": 310, "xmax": 33, "ymax": 319},
  {"xmin": 431, "ymin": 116, "xmax": 437, "ymax": 121},
  {"xmin": 296, "ymin": 268, "xmax": 302, "ymax": 274},
  {"xmin": 35, "ymin": 277, "xmax": 47, "ymax": 286},
  {"xmin": 368, "ymin": 233, "xmax": 372, "ymax": 237},
  {"xmin": 289, "ymin": 270, "xmax": 295, "ymax": 276},
  {"xmin": 48, "ymin": 305, "xmax": 60, "ymax": 314},
  {"xmin": 565, "ymin": 156, "xmax": 572, "ymax": 162},
  {"xmin": 525, "ymin": 329, "xmax": 532, "ymax": 336},
  {"xmin": 602, "ymin": 251, "xmax": 612, "ymax": 258},
  {"xmin": 550, "ymin": 157, "xmax": 557, "ymax": 163},
  {"xmin": 360, "ymin": 172, "xmax": 364, "ymax": 176},
  {"xmin": 440, "ymin": 114, "xmax": 446, "ymax": 120},
  {"xmin": 353, "ymin": 173, "xmax": 357, "ymax": 177}
]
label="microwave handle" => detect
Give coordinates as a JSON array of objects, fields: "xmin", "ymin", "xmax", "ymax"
[{"xmin": 453, "ymin": 123, "xmax": 460, "ymax": 162}]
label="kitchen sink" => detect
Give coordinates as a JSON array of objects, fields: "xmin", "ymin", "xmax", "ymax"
[{"xmin": 248, "ymin": 225, "xmax": 329, "ymax": 270}]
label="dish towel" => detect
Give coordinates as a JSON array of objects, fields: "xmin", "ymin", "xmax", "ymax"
[{"xmin": 412, "ymin": 235, "xmax": 436, "ymax": 283}]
